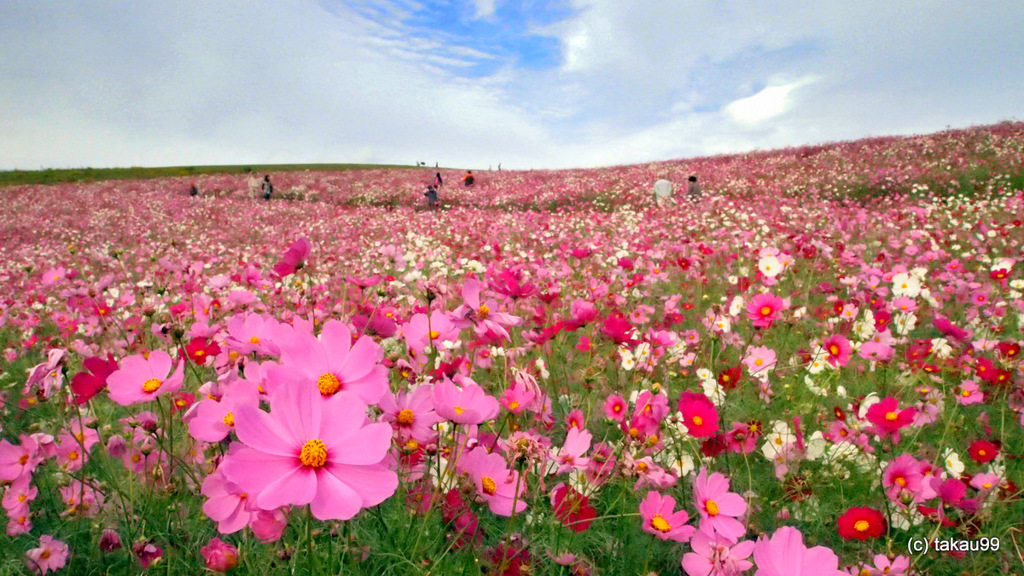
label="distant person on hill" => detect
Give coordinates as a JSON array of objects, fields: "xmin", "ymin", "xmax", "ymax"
[
  {"xmin": 464, "ymin": 171, "xmax": 475, "ymax": 187},
  {"xmin": 687, "ymin": 175, "xmax": 702, "ymax": 202},
  {"xmin": 247, "ymin": 173, "xmax": 261, "ymax": 199},
  {"xmin": 652, "ymin": 177, "xmax": 673, "ymax": 207},
  {"xmin": 262, "ymin": 175, "xmax": 273, "ymax": 200},
  {"xmin": 435, "ymin": 172, "xmax": 443, "ymax": 188},
  {"xmin": 189, "ymin": 183, "xmax": 199, "ymax": 197},
  {"xmin": 424, "ymin": 183, "xmax": 439, "ymax": 209}
]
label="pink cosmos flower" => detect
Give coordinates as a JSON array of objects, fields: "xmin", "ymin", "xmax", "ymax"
[
  {"xmin": 679, "ymin": 392, "xmax": 720, "ymax": 438},
  {"xmin": 25, "ymin": 535, "xmax": 69, "ymax": 575},
  {"xmin": 187, "ymin": 381, "xmax": 261, "ymax": 442},
  {"xmin": 201, "ymin": 537, "xmax": 239, "ymax": 573},
  {"xmin": 858, "ymin": 340, "xmax": 895, "ymax": 362},
  {"xmin": 0, "ymin": 435, "xmax": 44, "ymax": 482},
  {"xmin": 682, "ymin": 527, "xmax": 754, "ymax": 576},
  {"xmin": 742, "ymin": 346, "xmax": 777, "ymax": 376},
  {"xmin": 693, "ymin": 467, "xmax": 747, "ymax": 540},
  {"xmin": 752, "ymin": 526, "xmax": 845, "ymax": 576},
  {"xmin": 379, "ymin": 385, "xmax": 442, "ymax": 446},
  {"xmin": 867, "ymin": 554, "xmax": 910, "ymax": 576},
  {"xmin": 639, "ymin": 491, "xmax": 695, "ymax": 542},
  {"xmin": 267, "ymin": 319, "xmax": 388, "ymax": 406},
  {"xmin": 746, "ymin": 293, "xmax": 784, "ymax": 329},
  {"xmin": 201, "ymin": 467, "xmax": 253, "ymax": 534},
  {"xmin": 225, "ymin": 313, "xmax": 281, "ymax": 356},
  {"xmin": 432, "ymin": 376, "xmax": 500, "ymax": 424},
  {"xmin": 272, "ymin": 237, "xmax": 312, "ymax": 278},
  {"xmin": 821, "ymin": 334, "xmax": 852, "ymax": 367},
  {"xmin": 452, "ymin": 278, "xmax": 521, "ymax": 339},
  {"xmin": 604, "ymin": 394, "xmax": 628, "ymax": 422},
  {"xmin": 221, "ymin": 382, "xmax": 398, "ymax": 521},
  {"xmin": 460, "ymin": 447, "xmax": 526, "ymax": 516},
  {"xmin": 402, "ymin": 311, "xmax": 460, "ymax": 360},
  {"xmin": 106, "ymin": 351, "xmax": 184, "ymax": 406},
  {"xmin": 551, "ymin": 427, "xmax": 592, "ymax": 475},
  {"xmin": 954, "ymin": 380, "xmax": 983, "ymax": 405}
]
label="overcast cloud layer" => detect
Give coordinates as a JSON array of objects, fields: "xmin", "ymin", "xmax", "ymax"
[{"xmin": 2, "ymin": 1, "xmax": 1023, "ymax": 171}]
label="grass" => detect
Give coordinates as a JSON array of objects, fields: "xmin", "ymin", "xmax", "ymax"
[{"xmin": 0, "ymin": 163, "xmax": 419, "ymax": 188}]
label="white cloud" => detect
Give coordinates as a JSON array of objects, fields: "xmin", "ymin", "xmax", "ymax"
[
  {"xmin": 470, "ymin": 0, "xmax": 497, "ymax": 20},
  {"xmin": 726, "ymin": 77, "xmax": 816, "ymax": 125}
]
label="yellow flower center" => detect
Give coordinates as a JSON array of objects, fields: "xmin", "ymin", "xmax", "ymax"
[
  {"xmin": 651, "ymin": 515, "xmax": 672, "ymax": 532},
  {"xmin": 829, "ymin": 344, "xmax": 840, "ymax": 356},
  {"xmin": 481, "ymin": 476, "xmax": 497, "ymax": 495},
  {"xmin": 509, "ymin": 401, "xmax": 520, "ymax": 410},
  {"xmin": 142, "ymin": 378, "xmax": 162, "ymax": 393},
  {"xmin": 754, "ymin": 358, "xmax": 763, "ymax": 366},
  {"xmin": 854, "ymin": 520, "xmax": 870, "ymax": 532},
  {"xmin": 760, "ymin": 306, "xmax": 772, "ymax": 316},
  {"xmin": 40, "ymin": 550, "xmax": 51, "ymax": 560},
  {"xmin": 222, "ymin": 412, "xmax": 235, "ymax": 427},
  {"xmin": 478, "ymin": 305, "xmax": 490, "ymax": 318},
  {"xmin": 317, "ymin": 373, "xmax": 341, "ymax": 395},
  {"xmin": 705, "ymin": 499, "xmax": 719, "ymax": 516},
  {"xmin": 194, "ymin": 350, "xmax": 205, "ymax": 358},
  {"xmin": 396, "ymin": 409, "xmax": 415, "ymax": 426},
  {"xmin": 75, "ymin": 432, "xmax": 85, "ymax": 442},
  {"xmin": 67, "ymin": 451, "xmax": 79, "ymax": 461},
  {"xmin": 249, "ymin": 336, "xmax": 261, "ymax": 344},
  {"xmin": 896, "ymin": 477, "xmax": 906, "ymax": 487},
  {"xmin": 18, "ymin": 494, "xmax": 27, "ymax": 502},
  {"xmin": 453, "ymin": 406, "xmax": 465, "ymax": 415},
  {"xmin": 429, "ymin": 330, "xmax": 440, "ymax": 340},
  {"xmin": 299, "ymin": 439, "xmax": 328, "ymax": 468},
  {"xmin": 692, "ymin": 416, "xmax": 703, "ymax": 426},
  {"xmin": 404, "ymin": 439, "xmax": 419, "ymax": 451},
  {"xmin": 885, "ymin": 411, "xmax": 899, "ymax": 421},
  {"xmin": 978, "ymin": 449, "xmax": 986, "ymax": 456},
  {"xmin": 961, "ymin": 390, "xmax": 971, "ymax": 397}
]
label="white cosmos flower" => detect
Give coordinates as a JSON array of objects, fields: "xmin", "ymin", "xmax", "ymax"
[{"xmin": 758, "ymin": 255, "xmax": 783, "ymax": 278}]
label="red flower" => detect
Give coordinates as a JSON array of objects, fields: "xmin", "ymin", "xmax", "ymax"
[
  {"xmin": 181, "ymin": 337, "xmax": 221, "ymax": 365},
  {"xmin": 551, "ymin": 484, "xmax": 596, "ymax": 532},
  {"xmin": 717, "ymin": 366, "xmax": 742, "ymax": 390},
  {"xmin": 837, "ymin": 506, "xmax": 886, "ymax": 540},
  {"xmin": 968, "ymin": 440, "xmax": 999, "ymax": 464},
  {"xmin": 70, "ymin": 354, "xmax": 119, "ymax": 405}
]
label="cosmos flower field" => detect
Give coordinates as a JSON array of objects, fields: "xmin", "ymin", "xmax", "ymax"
[{"xmin": 1, "ymin": 123, "xmax": 1024, "ymax": 575}]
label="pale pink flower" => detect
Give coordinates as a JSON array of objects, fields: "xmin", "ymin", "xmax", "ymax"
[
  {"xmin": 752, "ymin": 526, "xmax": 845, "ymax": 576},
  {"xmin": 106, "ymin": 351, "xmax": 184, "ymax": 406}
]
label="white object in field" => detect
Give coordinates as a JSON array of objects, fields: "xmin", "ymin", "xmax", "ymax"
[{"xmin": 653, "ymin": 179, "xmax": 674, "ymax": 199}]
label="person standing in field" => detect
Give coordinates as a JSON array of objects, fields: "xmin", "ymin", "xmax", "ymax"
[
  {"xmin": 435, "ymin": 172, "xmax": 443, "ymax": 188},
  {"xmin": 687, "ymin": 175, "xmax": 702, "ymax": 202},
  {"xmin": 424, "ymin": 183, "xmax": 439, "ymax": 209},
  {"xmin": 247, "ymin": 173, "xmax": 261, "ymax": 199},
  {"xmin": 652, "ymin": 177, "xmax": 673, "ymax": 207},
  {"xmin": 262, "ymin": 175, "xmax": 273, "ymax": 200},
  {"xmin": 464, "ymin": 171, "xmax": 475, "ymax": 186},
  {"xmin": 189, "ymin": 183, "xmax": 199, "ymax": 197}
]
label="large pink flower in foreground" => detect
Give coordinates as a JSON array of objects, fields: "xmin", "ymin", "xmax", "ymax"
[
  {"xmin": 432, "ymin": 376, "xmax": 500, "ymax": 424},
  {"xmin": 752, "ymin": 526, "xmax": 845, "ymax": 576},
  {"xmin": 106, "ymin": 351, "xmax": 183, "ymax": 406},
  {"xmin": 221, "ymin": 382, "xmax": 397, "ymax": 521},
  {"xmin": 267, "ymin": 319, "xmax": 388, "ymax": 405}
]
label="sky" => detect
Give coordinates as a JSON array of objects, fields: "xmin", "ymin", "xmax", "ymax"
[{"xmin": 2, "ymin": 0, "xmax": 1023, "ymax": 171}]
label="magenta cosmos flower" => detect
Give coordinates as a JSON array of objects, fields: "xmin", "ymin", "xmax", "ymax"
[
  {"xmin": 639, "ymin": 491, "xmax": 695, "ymax": 542},
  {"xmin": 746, "ymin": 293, "xmax": 785, "ymax": 329},
  {"xmin": 752, "ymin": 526, "xmax": 845, "ymax": 576},
  {"xmin": 221, "ymin": 382, "xmax": 397, "ymax": 521},
  {"xmin": 106, "ymin": 351, "xmax": 184, "ymax": 406},
  {"xmin": 679, "ymin": 392, "xmax": 720, "ymax": 438},
  {"xmin": 267, "ymin": 319, "xmax": 388, "ymax": 405},
  {"xmin": 864, "ymin": 397, "xmax": 916, "ymax": 440},
  {"xmin": 693, "ymin": 467, "xmax": 747, "ymax": 540},
  {"xmin": 460, "ymin": 447, "xmax": 526, "ymax": 516}
]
